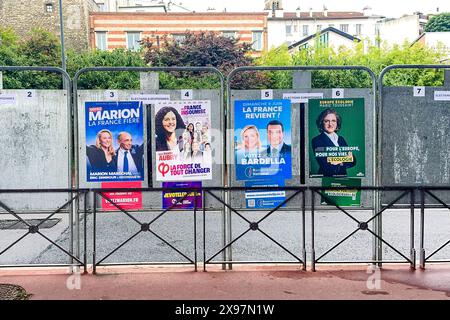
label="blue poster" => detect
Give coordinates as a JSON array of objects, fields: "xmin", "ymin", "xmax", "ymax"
[
  {"xmin": 234, "ymin": 99, "xmax": 292, "ymax": 181},
  {"xmin": 85, "ymin": 101, "xmax": 144, "ymax": 182},
  {"xmin": 245, "ymin": 180, "xmax": 286, "ymax": 209}
]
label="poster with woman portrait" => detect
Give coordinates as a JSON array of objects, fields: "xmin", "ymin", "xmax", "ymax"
[
  {"xmin": 308, "ymin": 98, "xmax": 365, "ymax": 178},
  {"xmin": 85, "ymin": 101, "xmax": 144, "ymax": 182},
  {"xmin": 154, "ymin": 100, "xmax": 212, "ymax": 181},
  {"xmin": 234, "ymin": 99, "xmax": 292, "ymax": 181}
]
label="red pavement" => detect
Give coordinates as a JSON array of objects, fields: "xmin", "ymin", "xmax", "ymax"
[{"xmin": 1, "ymin": 264, "xmax": 449, "ymax": 300}]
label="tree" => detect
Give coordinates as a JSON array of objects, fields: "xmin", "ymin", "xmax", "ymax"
[
  {"xmin": 141, "ymin": 31, "xmax": 266, "ymax": 89},
  {"xmin": 425, "ymin": 13, "xmax": 450, "ymax": 32}
]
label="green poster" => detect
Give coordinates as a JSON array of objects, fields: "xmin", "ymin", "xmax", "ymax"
[
  {"xmin": 309, "ymin": 98, "xmax": 365, "ymax": 178},
  {"xmin": 321, "ymin": 178, "xmax": 361, "ymax": 207}
]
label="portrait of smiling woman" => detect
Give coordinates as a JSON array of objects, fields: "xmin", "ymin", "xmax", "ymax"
[
  {"xmin": 311, "ymin": 108, "xmax": 356, "ymax": 177},
  {"xmin": 86, "ymin": 129, "xmax": 117, "ymax": 172},
  {"xmin": 155, "ymin": 106, "xmax": 186, "ymax": 153}
]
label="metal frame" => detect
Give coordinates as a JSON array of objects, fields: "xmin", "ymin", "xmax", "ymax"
[
  {"xmin": 92, "ymin": 187, "xmax": 199, "ymax": 274},
  {"xmin": 226, "ymin": 66, "xmax": 378, "ymax": 268},
  {"xmin": 378, "ymin": 64, "xmax": 450, "ymax": 265},
  {"xmin": 202, "ymin": 186, "xmax": 306, "ymax": 272},
  {"xmin": 310, "ymin": 186, "xmax": 416, "ymax": 271},
  {"xmin": 0, "ymin": 189, "xmax": 88, "ymax": 272},
  {"xmin": 419, "ymin": 187, "xmax": 450, "ymax": 268},
  {"xmin": 0, "ymin": 66, "xmax": 79, "ymax": 269}
]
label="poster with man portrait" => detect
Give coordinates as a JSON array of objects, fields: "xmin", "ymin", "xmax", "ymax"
[
  {"xmin": 308, "ymin": 98, "xmax": 365, "ymax": 178},
  {"xmin": 234, "ymin": 99, "xmax": 292, "ymax": 182},
  {"xmin": 154, "ymin": 100, "xmax": 212, "ymax": 181},
  {"xmin": 85, "ymin": 101, "xmax": 144, "ymax": 182}
]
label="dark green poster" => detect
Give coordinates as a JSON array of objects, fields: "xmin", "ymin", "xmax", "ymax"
[
  {"xmin": 321, "ymin": 178, "xmax": 361, "ymax": 207},
  {"xmin": 309, "ymin": 98, "xmax": 365, "ymax": 178}
]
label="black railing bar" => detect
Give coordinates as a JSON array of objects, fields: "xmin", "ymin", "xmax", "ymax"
[
  {"xmin": 425, "ymin": 239, "xmax": 450, "ymax": 261},
  {"xmin": 95, "ymin": 262, "xmax": 195, "ymax": 267},
  {"xmin": 0, "ymin": 263, "xmax": 83, "ymax": 268},
  {"xmin": 315, "ymin": 228, "xmax": 360, "ymax": 262},
  {"xmin": 257, "ymin": 190, "xmax": 302, "ymax": 225},
  {"xmin": 257, "ymin": 228, "xmax": 304, "ymax": 263},
  {"xmin": 98, "ymin": 192, "xmax": 143, "ymax": 226},
  {"xmin": 0, "ymin": 189, "xmax": 90, "ymax": 193},
  {"xmin": 314, "ymin": 190, "xmax": 360, "ymax": 224},
  {"xmin": 205, "ymin": 190, "xmax": 252, "ymax": 225},
  {"xmin": 205, "ymin": 228, "xmax": 252, "ymax": 263},
  {"xmin": 36, "ymin": 231, "xmax": 84, "ymax": 265},
  {"xmin": 366, "ymin": 229, "xmax": 412, "ymax": 264},
  {"xmin": 366, "ymin": 190, "xmax": 410, "ymax": 224},
  {"xmin": 96, "ymin": 230, "xmax": 143, "ymax": 265},
  {"xmin": 36, "ymin": 193, "xmax": 80, "ymax": 228},
  {"xmin": 0, "ymin": 200, "xmax": 32, "ymax": 227},
  {"xmin": 206, "ymin": 261, "xmax": 304, "ymax": 265},
  {"xmin": 147, "ymin": 229, "xmax": 194, "ymax": 264},
  {"xmin": 147, "ymin": 193, "xmax": 191, "ymax": 226},
  {"xmin": 424, "ymin": 190, "xmax": 450, "ymax": 211},
  {"xmin": 0, "ymin": 232, "xmax": 30, "ymax": 256}
]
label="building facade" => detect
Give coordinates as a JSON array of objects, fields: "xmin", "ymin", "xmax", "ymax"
[
  {"xmin": 0, "ymin": 0, "xmax": 98, "ymax": 51},
  {"xmin": 377, "ymin": 13, "xmax": 429, "ymax": 46},
  {"xmin": 267, "ymin": 8, "xmax": 384, "ymax": 49},
  {"xmin": 89, "ymin": 12, "xmax": 268, "ymax": 54}
]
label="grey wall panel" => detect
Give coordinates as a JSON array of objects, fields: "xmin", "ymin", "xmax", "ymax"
[
  {"xmin": 0, "ymin": 90, "xmax": 70, "ymax": 212},
  {"xmin": 381, "ymin": 86, "xmax": 450, "ymax": 204},
  {"xmin": 230, "ymin": 88, "xmax": 375, "ymax": 209},
  {"xmin": 77, "ymin": 90, "xmax": 224, "ymax": 210}
]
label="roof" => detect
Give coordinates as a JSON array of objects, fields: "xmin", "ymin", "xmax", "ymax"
[
  {"xmin": 288, "ymin": 27, "xmax": 361, "ymax": 50},
  {"xmin": 272, "ymin": 11, "xmax": 384, "ymax": 20}
]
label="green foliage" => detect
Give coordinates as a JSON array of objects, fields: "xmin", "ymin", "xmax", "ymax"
[
  {"xmin": 424, "ymin": 13, "xmax": 450, "ymax": 32},
  {"xmin": 257, "ymin": 40, "xmax": 448, "ymax": 88},
  {"xmin": 67, "ymin": 49, "xmax": 147, "ymax": 89}
]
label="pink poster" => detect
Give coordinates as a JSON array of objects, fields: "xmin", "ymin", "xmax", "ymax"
[{"xmin": 100, "ymin": 182, "xmax": 142, "ymax": 211}]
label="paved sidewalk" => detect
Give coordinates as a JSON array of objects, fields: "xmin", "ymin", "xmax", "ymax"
[{"xmin": 0, "ymin": 264, "xmax": 449, "ymax": 300}]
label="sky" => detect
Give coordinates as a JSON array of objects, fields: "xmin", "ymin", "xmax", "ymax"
[{"xmin": 174, "ymin": 0, "xmax": 450, "ymax": 18}]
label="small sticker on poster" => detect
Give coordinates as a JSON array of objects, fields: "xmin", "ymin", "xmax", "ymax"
[
  {"xmin": 101, "ymin": 182, "xmax": 143, "ymax": 211},
  {"xmin": 162, "ymin": 182, "xmax": 202, "ymax": 209},
  {"xmin": 245, "ymin": 180, "xmax": 286, "ymax": 209},
  {"xmin": 321, "ymin": 178, "xmax": 361, "ymax": 207}
]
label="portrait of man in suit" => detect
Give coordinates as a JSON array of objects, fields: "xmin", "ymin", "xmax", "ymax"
[
  {"xmin": 115, "ymin": 131, "xmax": 144, "ymax": 176},
  {"xmin": 266, "ymin": 120, "xmax": 291, "ymax": 158}
]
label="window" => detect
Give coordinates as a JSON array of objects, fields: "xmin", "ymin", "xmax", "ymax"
[
  {"xmin": 127, "ymin": 32, "xmax": 141, "ymax": 51},
  {"xmin": 252, "ymin": 31, "xmax": 263, "ymax": 51},
  {"xmin": 172, "ymin": 34, "xmax": 186, "ymax": 44},
  {"xmin": 222, "ymin": 31, "xmax": 236, "ymax": 39},
  {"xmin": 45, "ymin": 3, "xmax": 53, "ymax": 13},
  {"xmin": 316, "ymin": 25, "xmax": 322, "ymax": 32},
  {"xmin": 318, "ymin": 32, "xmax": 329, "ymax": 47},
  {"xmin": 286, "ymin": 25, "xmax": 292, "ymax": 35},
  {"xmin": 355, "ymin": 24, "xmax": 362, "ymax": 35},
  {"xmin": 294, "ymin": 24, "xmax": 298, "ymax": 33},
  {"xmin": 95, "ymin": 32, "xmax": 107, "ymax": 51},
  {"xmin": 303, "ymin": 25, "xmax": 309, "ymax": 36},
  {"xmin": 340, "ymin": 24, "xmax": 349, "ymax": 33}
]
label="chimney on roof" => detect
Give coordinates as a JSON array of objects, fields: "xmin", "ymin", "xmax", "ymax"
[
  {"xmin": 296, "ymin": 6, "xmax": 301, "ymax": 18},
  {"xmin": 309, "ymin": 7, "xmax": 313, "ymax": 18},
  {"xmin": 323, "ymin": 5, "xmax": 328, "ymax": 17},
  {"xmin": 363, "ymin": 6, "xmax": 372, "ymax": 17}
]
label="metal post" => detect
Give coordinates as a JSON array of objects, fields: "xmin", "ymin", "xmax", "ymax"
[
  {"xmin": 203, "ymin": 191, "xmax": 206, "ymax": 272},
  {"xmin": 311, "ymin": 190, "xmax": 316, "ymax": 272},
  {"xmin": 410, "ymin": 190, "xmax": 416, "ymax": 269},
  {"xmin": 302, "ymin": 190, "xmax": 306, "ymax": 271},
  {"xmin": 420, "ymin": 188, "xmax": 426, "ymax": 269},
  {"xmin": 84, "ymin": 191, "xmax": 88, "ymax": 274},
  {"xmin": 58, "ymin": 0, "xmax": 66, "ymax": 71},
  {"xmin": 93, "ymin": 192, "xmax": 97, "ymax": 274},
  {"xmin": 194, "ymin": 191, "xmax": 198, "ymax": 272}
]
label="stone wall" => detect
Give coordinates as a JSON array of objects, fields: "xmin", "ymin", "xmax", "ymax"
[{"xmin": 0, "ymin": 0, "xmax": 98, "ymax": 51}]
